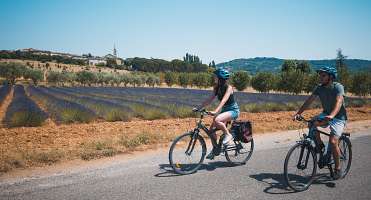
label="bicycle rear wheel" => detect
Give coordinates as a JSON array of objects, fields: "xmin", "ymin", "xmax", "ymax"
[
  {"xmin": 225, "ymin": 139, "xmax": 254, "ymax": 165},
  {"xmin": 328, "ymin": 136, "xmax": 352, "ymax": 178},
  {"xmin": 284, "ymin": 143, "xmax": 317, "ymax": 191},
  {"xmin": 168, "ymin": 131, "xmax": 207, "ymax": 175}
]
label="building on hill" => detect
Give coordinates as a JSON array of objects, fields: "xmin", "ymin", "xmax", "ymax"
[
  {"xmin": 103, "ymin": 44, "xmax": 122, "ymax": 65},
  {"xmin": 88, "ymin": 57, "xmax": 107, "ymax": 66}
]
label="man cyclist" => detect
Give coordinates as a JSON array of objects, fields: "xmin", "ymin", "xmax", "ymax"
[{"xmin": 293, "ymin": 66, "xmax": 347, "ymax": 180}]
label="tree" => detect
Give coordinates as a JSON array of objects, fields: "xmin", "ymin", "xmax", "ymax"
[
  {"xmin": 277, "ymin": 70, "xmax": 307, "ymax": 94},
  {"xmin": 191, "ymin": 73, "xmax": 210, "ymax": 88},
  {"xmin": 46, "ymin": 71, "xmax": 63, "ymax": 85},
  {"xmin": 24, "ymin": 69, "xmax": 43, "ymax": 85},
  {"xmin": 336, "ymin": 49, "xmax": 351, "ymax": 91},
  {"xmin": 178, "ymin": 73, "xmax": 190, "ymax": 88},
  {"xmin": 164, "ymin": 72, "xmax": 177, "ymax": 87},
  {"xmin": 120, "ymin": 74, "xmax": 130, "ymax": 87},
  {"xmin": 145, "ymin": 74, "xmax": 157, "ymax": 87},
  {"xmin": 297, "ymin": 61, "xmax": 311, "ymax": 73},
  {"xmin": 281, "ymin": 60, "xmax": 297, "ymax": 72},
  {"xmin": 0, "ymin": 63, "xmax": 25, "ymax": 85},
  {"xmin": 230, "ymin": 71, "xmax": 250, "ymax": 91},
  {"xmin": 251, "ymin": 72, "xmax": 275, "ymax": 93},
  {"xmin": 350, "ymin": 72, "xmax": 371, "ymax": 96},
  {"xmin": 76, "ymin": 71, "xmax": 97, "ymax": 86},
  {"xmin": 303, "ymin": 73, "xmax": 319, "ymax": 93}
]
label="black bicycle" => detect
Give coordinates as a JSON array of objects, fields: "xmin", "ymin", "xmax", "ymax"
[
  {"xmin": 284, "ymin": 116, "xmax": 352, "ymax": 191},
  {"xmin": 168, "ymin": 108, "xmax": 254, "ymax": 175}
]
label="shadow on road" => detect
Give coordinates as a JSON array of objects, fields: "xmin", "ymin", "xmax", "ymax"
[
  {"xmin": 154, "ymin": 161, "xmax": 237, "ymax": 177},
  {"xmin": 249, "ymin": 172, "xmax": 336, "ymax": 194}
]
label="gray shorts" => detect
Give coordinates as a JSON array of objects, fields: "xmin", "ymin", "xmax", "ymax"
[{"xmin": 312, "ymin": 113, "xmax": 347, "ymax": 138}]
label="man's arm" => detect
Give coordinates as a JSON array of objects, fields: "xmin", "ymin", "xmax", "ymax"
[{"xmin": 294, "ymin": 94, "xmax": 316, "ymax": 118}]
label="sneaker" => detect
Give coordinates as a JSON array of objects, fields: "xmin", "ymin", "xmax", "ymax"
[
  {"xmin": 206, "ymin": 151, "xmax": 215, "ymax": 160},
  {"xmin": 206, "ymin": 148, "xmax": 220, "ymax": 160},
  {"xmin": 333, "ymin": 168, "xmax": 344, "ymax": 180},
  {"xmin": 222, "ymin": 133, "xmax": 234, "ymax": 145}
]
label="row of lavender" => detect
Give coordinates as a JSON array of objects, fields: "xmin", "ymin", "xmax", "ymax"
[
  {"xmin": 2, "ymin": 85, "xmax": 369, "ymax": 127},
  {"xmin": 3, "ymin": 85, "xmax": 47, "ymax": 127},
  {"xmin": 0, "ymin": 84, "xmax": 11, "ymax": 105}
]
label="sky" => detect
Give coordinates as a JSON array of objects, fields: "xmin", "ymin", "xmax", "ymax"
[{"xmin": 1, "ymin": 0, "xmax": 370, "ymax": 63}]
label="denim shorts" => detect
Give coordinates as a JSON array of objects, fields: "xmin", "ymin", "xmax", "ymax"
[
  {"xmin": 226, "ymin": 109, "xmax": 240, "ymax": 120},
  {"xmin": 311, "ymin": 113, "xmax": 347, "ymax": 138},
  {"xmin": 221, "ymin": 103, "xmax": 240, "ymax": 120}
]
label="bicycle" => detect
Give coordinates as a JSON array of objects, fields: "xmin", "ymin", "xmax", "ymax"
[
  {"xmin": 168, "ymin": 108, "xmax": 254, "ymax": 175},
  {"xmin": 284, "ymin": 115, "xmax": 352, "ymax": 191}
]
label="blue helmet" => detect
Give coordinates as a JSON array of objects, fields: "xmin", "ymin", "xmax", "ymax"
[
  {"xmin": 214, "ymin": 68, "xmax": 230, "ymax": 80},
  {"xmin": 316, "ymin": 66, "xmax": 337, "ymax": 80}
]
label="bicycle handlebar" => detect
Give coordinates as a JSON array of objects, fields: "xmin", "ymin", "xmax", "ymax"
[
  {"xmin": 192, "ymin": 108, "xmax": 214, "ymax": 116},
  {"xmin": 294, "ymin": 115, "xmax": 329, "ymax": 124}
]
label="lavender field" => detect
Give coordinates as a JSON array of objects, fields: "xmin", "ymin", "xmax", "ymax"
[{"xmin": 1, "ymin": 85, "xmax": 369, "ymax": 127}]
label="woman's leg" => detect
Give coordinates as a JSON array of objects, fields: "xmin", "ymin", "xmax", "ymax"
[
  {"xmin": 214, "ymin": 112, "xmax": 233, "ymax": 142},
  {"xmin": 209, "ymin": 116, "xmax": 217, "ymax": 141}
]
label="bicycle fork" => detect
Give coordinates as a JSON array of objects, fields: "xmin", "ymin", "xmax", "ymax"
[
  {"xmin": 185, "ymin": 131, "xmax": 199, "ymax": 156},
  {"xmin": 297, "ymin": 145, "xmax": 311, "ymax": 170}
]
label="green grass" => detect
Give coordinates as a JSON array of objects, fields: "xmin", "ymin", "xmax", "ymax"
[
  {"xmin": 165, "ymin": 104, "xmax": 198, "ymax": 118},
  {"xmin": 346, "ymin": 99, "xmax": 370, "ymax": 107},
  {"xmin": 60, "ymin": 108, "xmax": 95, "ymax": 123},
  {"xmin": 132, "ymin": 104, "xmax": 169, "ymax": 120},
  {"xmin": 104, "ymin": 109, "xmax": 132, "ymax": 122},
  {"xmin": 241, "ymin": 102, "xmax": 295, "ymax": 113},
  {"xmin": 8, "ymin": 111, "xmax": 46, "ymax": 127}
]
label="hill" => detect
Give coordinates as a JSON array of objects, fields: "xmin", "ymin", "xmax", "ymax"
[{"xmin": 217, "ymin": 57, "xmax": 371, "ymax": 74}]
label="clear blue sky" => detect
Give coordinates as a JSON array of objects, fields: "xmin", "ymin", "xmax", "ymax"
[{"xmin": 1, "ymin": 0, "xmax": 370, "ymax": 63}]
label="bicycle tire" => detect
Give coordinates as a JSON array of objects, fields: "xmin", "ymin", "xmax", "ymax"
[
  {"xmin": 168, "ymin": 131, "xmax": 207, "ymax": 175},
  {"xmin": 225, "ymin": 139, "xmax": 254, "ymax": 165},
  {"xmin": 330, "ymin": 136, "xmax": 352, "ymax": 178},
  {"xmin": 284, "ymin": 143, "xmax": 317, "ymax": 191}
]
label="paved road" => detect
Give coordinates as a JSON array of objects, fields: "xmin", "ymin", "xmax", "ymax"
[{"xmin": 1, "ymin": 128, "xmax": 370, "ymax": 200}]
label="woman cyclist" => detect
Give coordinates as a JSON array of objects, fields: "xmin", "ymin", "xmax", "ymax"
[{"xmin": 194, "ymin": 68, "xmax": 240, "ymax": 159}]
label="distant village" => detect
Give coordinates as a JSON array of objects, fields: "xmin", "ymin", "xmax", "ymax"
[{"xmin": 4, "ymin": 45, "xmax": 123, "ymax": 67}]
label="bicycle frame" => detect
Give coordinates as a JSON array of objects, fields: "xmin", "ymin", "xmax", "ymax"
[
  {"xmin": 296, "ymin": 117, "xmax": 348, "ymax": 173},
  {"xmin": 191, "ymin": 110, "xmax": 240, "ymax": 153},
  {"xmin": 194, "ymin": 115, "xmax": 219, "ymax": 150}
]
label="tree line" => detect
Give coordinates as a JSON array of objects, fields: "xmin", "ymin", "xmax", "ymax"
[
  {"xmin": 124, "ymin": 54, "xmax": 210, "ymax": 73},
  {"xmin": 1, "ymin": 50, "xmax": 370, "ymax": 96}
]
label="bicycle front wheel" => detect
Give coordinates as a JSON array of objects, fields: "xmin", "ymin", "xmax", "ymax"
[
  {"xmin": 284, "ymin": 143, "xmax": 317, "ymax": 191},
  {"xmin": 168, "ymin": 131, "xmax": 207, "ymax": 175},
  {"xmin": 225, "ymin": 139, "xmax": 254, "ymax": 165}
]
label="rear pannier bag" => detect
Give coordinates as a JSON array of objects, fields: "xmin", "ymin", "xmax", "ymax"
[{"xmin": 231, "ymin": 120, "xmax": 253, "ymax": 143}]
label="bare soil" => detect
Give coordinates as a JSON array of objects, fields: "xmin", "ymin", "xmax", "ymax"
[{"xmin": 0, "ymin": 105, "xmax": 370, "ymax": 174}]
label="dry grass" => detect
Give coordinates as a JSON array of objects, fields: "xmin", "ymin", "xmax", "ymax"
[{"xmin": 0, "ymin": 149, "xmax": 64, "ymax": 173}]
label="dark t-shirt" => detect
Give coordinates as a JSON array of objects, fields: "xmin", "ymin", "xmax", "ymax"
[
  {"xmin": 214, "ymin": 84, "xmax": 236, "ymax": 107},
  {"xmin": 312, "ymin": 82, "xmax": 347, "ymax": 120}
]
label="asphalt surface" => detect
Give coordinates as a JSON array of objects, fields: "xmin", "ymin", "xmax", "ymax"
[{"xmin": 1, "ymin": 128, "xmax": 370, "ymax": 200}]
